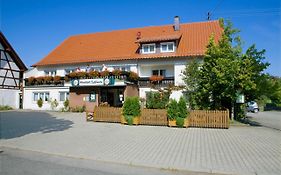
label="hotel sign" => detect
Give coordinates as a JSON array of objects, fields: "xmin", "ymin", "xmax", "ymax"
[{"xmin": 72, "ymin": 79, "xmax": 104, "ymax": 86}]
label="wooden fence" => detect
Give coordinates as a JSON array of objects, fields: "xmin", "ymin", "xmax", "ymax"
[
  {"xmin": 93, "ymin": 107, "xmax": 121, "ymax": 123},
  {"xmin": 140, "ymin": 109, "xmax": 167, "ymax": 126},
  {"xmin": 189, "ymin": 110, "xmax": 229, "ymax": 129}
]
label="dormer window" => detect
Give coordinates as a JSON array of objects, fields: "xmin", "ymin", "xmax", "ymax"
[
  {"xmin": 160, "ymin": 42, "xmax": 175, "ymax": 53},
  {"xmin": 142, "ymin": 43, "xmax": 156, "ymax": 54}
]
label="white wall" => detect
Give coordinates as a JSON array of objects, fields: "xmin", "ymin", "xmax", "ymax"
[
  {"xmin": 0, "ymin": 89, "xmax": 20, "ymax": 108},
  {"xmin": 23, "ymin": 87, "xmax": 69, "ymax": 110}
]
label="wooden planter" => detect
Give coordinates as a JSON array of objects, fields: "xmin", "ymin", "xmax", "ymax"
[
  {"xmin": 168, "ymin": 119, "xmax": 177, "ymax": 127},
  {"xmin": 121, "ymin": 115, "xmax": 140, "ymax": 125},
  {"xmin": 168, "ymin": 118, "xmax": 189, "ymax": 127}
]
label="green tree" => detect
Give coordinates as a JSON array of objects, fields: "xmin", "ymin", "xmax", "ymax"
[{"xmin": 183, "ymin": 19, "xmax": 270, "ymax": 118}]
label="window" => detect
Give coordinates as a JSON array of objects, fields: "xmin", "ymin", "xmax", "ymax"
[
  {"xmin": 59, "ymin": 92, "xmax": 69, "ymax": 101},
  {"xmin": 45, "ymin": 71, "xmax": 56, "ymax": 76},
  {"xmin": 142, "ymin": 44, "xmax": 156, "ymax": 54},
  {"xmin": 33, "ymin": 92, "xmax": 50, "ymax": 102},
  {"xmin": 160, "ymin": 42, "xmax": 175, "ymax": 53},
  {"xmin": 152, "ymin": 70, "xmax": 166, "ymax": 77}
]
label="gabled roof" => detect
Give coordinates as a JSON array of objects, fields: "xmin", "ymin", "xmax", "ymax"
[
  {"xmin": 0, "ymin": 31, "xmax": 27, "ymax": 71},
  {"xmin": 34, "ymin": 20, "xmax": 223, "ymax": 67}
]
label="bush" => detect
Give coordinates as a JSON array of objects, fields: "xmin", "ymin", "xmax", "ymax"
[
  {"xmin": 122, "ymin": 96, "xmax": 140, "ymax": 118},
  {"xmin": 50, "ymin": 99, "xmax": 59, "ymax": 110},
  {"xmin": 178, "ymin": 96, "xmax": 188, "ymax": 118},
  {"xmin": 146, "ymin": 91, "xmax": 170, "ymax": 109},
  {"xmin": 112, "ymin": 69, "xmax": 121, "ymax": 76},
  {"xmin": 37, "ymin": 98, "xmax": 43, "ymax": 108},
  {"xmin": 176, "ymin": 117, "xmax": 185, "ymax": 128},
  {"xmin": 125, "ymin": 115, "xmax": 134, "ymax": 125},
  {"xmin": 64, "ymin": 99, "xmax": 69, "ymax": 111},
  {"xmin": 167, "ymin": 99, "xmax": 178, "ymax": 120},
  {"xmin": 0, "ymin": 105, "xmax": 13, "ymax": 110},
  {"xmin": 71, "ymin": 105, "xmax": 86, "ymax": 112}
]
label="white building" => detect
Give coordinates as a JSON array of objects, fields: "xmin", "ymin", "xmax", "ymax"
[
  {"xmin": 23, "ymin": 17, "xmax": 223, "ymax": 111},
  {"xmin": 0, "ymin": 32, "xmax": 27, "ymax": 109}
]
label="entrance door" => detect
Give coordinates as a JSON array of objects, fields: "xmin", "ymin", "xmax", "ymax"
[{"xmin": 100, "ymin": 87, "xmax": 124, "ymax": 107}]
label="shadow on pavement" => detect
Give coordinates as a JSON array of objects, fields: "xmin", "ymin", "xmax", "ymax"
[
  {"xmin": 0, "ymin": 111, "xmax": 73, "ymax": 139},
  {"xmin": 239, "ymin": 115, "xmax": 263, "ymax": 127}
]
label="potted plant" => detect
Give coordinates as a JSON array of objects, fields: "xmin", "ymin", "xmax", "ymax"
[
  {"xmin": 68, "ymin": 72, "xmax": 78, "ymax": 79},
  {"xmin": 149, "ymin": 75, "xmax": 164, "ymax": 83},
  {"xmin": 88, "ymin": 70, "xmax": 100, "ymax": 78},
  {"xmin": 121, "ymin": 96, "xmax": 141, "ymax": 125},
  {"xmin": 167, "ymin": 99, "xmax": 177, "ymax": 126},
  {"xmin": 35, "ymin": 76, "xmax": 44, "ymax": 85},
  {"xmin": 53, "ymin": 76, "xmax": 61, "ymax": 84},
  {"xmin": 27, "ymin": 76, "xmax": 35, "ymax": 85},
  {"xmin": 43, "ymin": 76, "xmax": 53, "ymax": 84},
  {"xmin": 100, "ymin": 70, "xmax": 110, "ymax": 77},
  {"xmin": 177, "ymin": 96, "xmax": 189, "ymax": 127}
]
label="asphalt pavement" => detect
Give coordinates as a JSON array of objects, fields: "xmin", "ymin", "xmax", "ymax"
[
  {"xmin": 0, "ymin": 147, "xmax": 219, "ymax": 175},
  {"xmin": 246, "ymin": 111, "xmax": 281, "ymax": 130}
]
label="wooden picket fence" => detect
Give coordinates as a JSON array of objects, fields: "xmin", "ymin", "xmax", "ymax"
[
  {"xmin": 140, "ymin": 109, "xmax": 167, "ymax": 126},
  {"xmin": 189, "ymin": 110, "xmax": 229, "ymax": 129},
  {"xmin": 88, "ymin": 107, "xmax": 229, "ymax": 129},
  {"xmin": 93, "ymin": 107, "xmax": 121, "ymax": 123}
]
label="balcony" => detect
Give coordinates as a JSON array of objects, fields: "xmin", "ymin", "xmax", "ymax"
[{"xmin": 138, "ymin": 77, "xmax": 174, "ymax": 88}]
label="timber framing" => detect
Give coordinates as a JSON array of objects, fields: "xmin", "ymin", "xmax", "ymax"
[{"xmin": 0, "ymin": 31, "xmax": 27, "ymax": 90}]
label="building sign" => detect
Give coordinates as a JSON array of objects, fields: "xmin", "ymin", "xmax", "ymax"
[
  {"xmin": 89, "ymin": 92, "xmax": 96, "ymax": 102},
  {"xmin": 71, "ymin": 78, "xmax": 125, "ymax": 87},
  {"xmin": 72, "ymin": 79, "xmax": 104, "ymax": 86}
]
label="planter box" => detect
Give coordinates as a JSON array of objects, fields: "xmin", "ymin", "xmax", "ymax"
[
  {"xmin": 169, "ymin": 118, "xmax": 189, "ymax": 127},
  {"xmin": 168, "ymin": 120, "xmax": 177, "ymax": 127},
  {"xmin": 121, "ymin": 115, "xmax": 140, "ymax": 125}
]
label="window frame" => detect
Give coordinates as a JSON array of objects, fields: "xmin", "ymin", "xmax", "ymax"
[
  {"xmin": 141, "ymin": 43, "xmax": 156, "ymax": 54},
  {"xmin": 33, "ymin": 92, "xmax": 50, "ymax": 102},
  {"xmin": 59, "ymin": 91, "xmax": 69, "ymax": 102},
  {"xmin": 152, "ymin": 69, "xmax": 166, "ymax": 77},
  {"xmin": 160, "ymin": 42, "xmax": 175, "ymax": 53}
]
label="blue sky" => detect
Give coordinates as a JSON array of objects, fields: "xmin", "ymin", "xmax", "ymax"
[{"xmin": 1, "ymin": 0, "xmax": 280, "ymax": 76}]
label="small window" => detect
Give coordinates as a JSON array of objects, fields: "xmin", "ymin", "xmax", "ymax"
[
  {"xmin": 142, "ymin": 44, "xmax": 156, "ymax": 54},
  {"xmin": 45, "ymin": 71, "xmax": 56, "ymax": 76},
  {"xmin": 33, "ymin": 93, "xmax": 38, "ymax": 101},
  {"xmin": 33, "ymin": 92, "xmax": 50, "ymax": 102},
  {"xmin": 152, "ymin": 70, "xmax": 166, "ymax": 77},
  {"xmin": 59, "ymin": 92, "xmax": 69, "ymax": 101},
  {"xmin": 160, "ymin": 42, "xmax": 175, "ymax": 53}
]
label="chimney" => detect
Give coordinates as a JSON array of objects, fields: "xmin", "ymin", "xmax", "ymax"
[{"xmin": 174, "ymin": 16, "xmax": 180, "ymax": 31}]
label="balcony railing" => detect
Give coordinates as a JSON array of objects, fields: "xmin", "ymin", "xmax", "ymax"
[{"xmin": 138, "ymin": 77, "xmax": 174, "ymax": 88}]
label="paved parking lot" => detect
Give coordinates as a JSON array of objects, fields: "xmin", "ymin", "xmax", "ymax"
[{"xmin": 1, "ymin": 110, "xmax": 281, "ymax": 175}]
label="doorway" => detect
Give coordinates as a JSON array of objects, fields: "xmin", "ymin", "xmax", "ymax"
[{"xmin": 100, "ymin": 87, "xmax": 124, "ymax": 107}]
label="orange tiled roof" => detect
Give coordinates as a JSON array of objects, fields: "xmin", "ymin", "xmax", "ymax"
[
  {"xmin": 34, "ymin": 20, "xmax": 223, "ymax": 66},
  {"xmin": 135, "ymin": 34, "xmax": 182, "ymax": 43}
]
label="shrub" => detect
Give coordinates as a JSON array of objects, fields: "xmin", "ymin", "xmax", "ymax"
[
  {"xmin": 50, "ymin": 99, "xmax": 59, "ymax": 110},
  {"xmin": 70, "ymin": 105, "xmax": 86, "ymax": 112},
  {"xmin": 178, "ymin": 96, "xmax": 188, "ymax": 118},
  {"xmin": 167, "ymin": 99, "xmax": 178, "ymax": 120},
  {"xmin": 88, "ymin": 70, "xmax": 100, "ymax": 78},
  {"xmin": 122, "ymin": 96, "xmax": 140, "ymax": 118},
  {"xmin": 64, "ymin": 99, "xmax": 69, "ymax": 111},
  {"xmin": 37, "ymin": 98, "xmax": 43, "ymax": 108},
  {"xmin": 0, "ymin": 105, "xmax": 13, "ymax": 110},
  {"xmin": 146, "ymin": 91, "xmax": 170, "ymax": 109},
  {"xmin": 100, "ymin": 70, "xmax": 110, "ymax": 77},
  {"xmin": 125, "ymin": 115, "xmax": 134, "ymax": 125},
  {"xmin": 176, "ymin": 117, "xmax": 185, "ymax": 127},
  {"xmin": 53, "ymin": 76, "xmax": 61, "ymax": 84}
]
